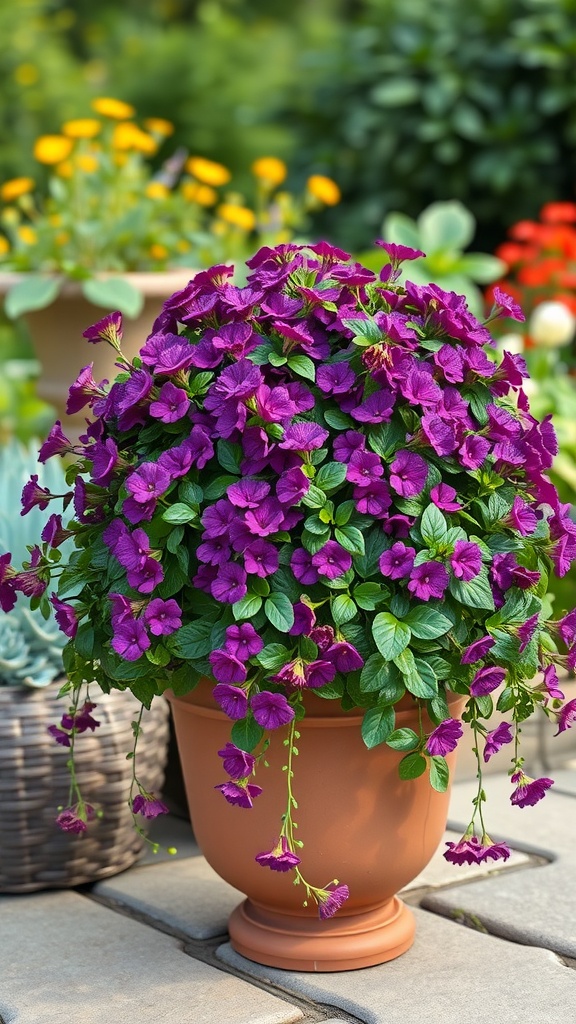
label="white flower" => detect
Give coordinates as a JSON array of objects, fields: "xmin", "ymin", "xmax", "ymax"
[{"xmin": 529, "ymin": 301, "xmax": 575, "ymax": 348}]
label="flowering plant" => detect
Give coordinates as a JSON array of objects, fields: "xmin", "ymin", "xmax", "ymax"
[
  {"xmin": 2, "ymin": 240, "xmax": 576, "ymax": 917},
  {"xmin": 0, "ymin": 97, "xmax": 340, "ymax": 319}
]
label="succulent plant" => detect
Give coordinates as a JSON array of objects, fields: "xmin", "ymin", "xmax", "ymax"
[{"xmin": 0, "ymin": 438, "xmax": 68, "ymax": 687}]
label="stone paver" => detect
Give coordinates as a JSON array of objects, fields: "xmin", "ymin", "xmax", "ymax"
[
  {"xmin": 217, "ymin": 907, "xmax": 576, "ymax": 1024},
  {"xmin": 94, "ymin": 856, "xmax": 244, "ymax": 940},
  {"xmin": 0, "ymin": 891, "xmax": 303, "ymax": 1024}
]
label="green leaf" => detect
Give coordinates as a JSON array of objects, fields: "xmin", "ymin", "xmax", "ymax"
[
  {"xmin": 315, "ymin": 461, "xmax": 347, "ymax": 493},
  {"xmin": 5, "ymin": 275, "xmax": 62, "ymax": 318},
  {"xmin": 372, "ymin": 612, "xmax": 411, "ymax": 661},
  {"xmin": 449, "ymin": 569, "xmax": 495, "ymax": 611},
  {"xmin": 169, "ymin": 618, "xmax": 224, "ymax": 660},
  {"xmin": 301, "ymin": 484, "xmax": 327, "ymax": 509},
  {"xmin": 334, "ymin": 500, "xmax": 356, "ymax": 526},
  {"xmin": 341, "ymin": 317, "xmax": 382, "ymax": 341},
  {"xmin": 268, "ymin": 351, "xmax": 287, "ymax": 367},
  {"xmin": 335, "ymin": 525, "xmax": 365, "ymax": 556},
  {"xmin": 202, "ymin": 476, "xmax": 237, "ymax": 501},
  {"xmin": 216, "ymin": 440, "xmax": 242, "ymax": 474},
  {"xmin": 287, "ymin": 354, "xmax": 316, "ymax": 381},
  {"xmin": 403, "ymin": 606, "xmax": 453, "ymax": 640},
  {"xmin": 361, "ymin": 705, "xmax": 395, "ymax": 748},
  {"xmin": 367, "ymin": 420, "xmax": 407, "ymax": 458},
  {"xmin": 232, "ymin": 594, "xmax": 263, "ymax": 620},
  {"xmin": 74, "ymin": 622, "xmax": 94, "ymax": 660},
  {"xmin": 420, "ymin": 504, "xmax": 448, "ymax": 546},
  {"xmin": 323, "ymin": 408, "xmax": 353, "ymax": 430},
  {"xmin": 231, "ymin": 716, "xmax": 265, "ymax": 753},
  {"xmin": 429, "ymin": 755, "xmax": 450, "ymax": 793},
  {"xmin": 256, "ymin": 643, "xmax": 290, "ymax": 670},
  {"xmin": 265, "ymin": 592, "xmax": 294, "ymax": 632},
  {"xmin": 386, "ymin": 728, "xmax": 420, "ymax": 752},
  {"xmin": 332, "ymin": 594, "xmax": 357, "ymax": 626},
  {"xmin": 82, "ymin": 277, "xmax": 144, "ymax": 318},
  {"xmin": 353, "ymin": 582, "xmax": 388, "ymax": 610},
  {"xmin": 418, "ymin": 200, "xmax": 475, "ymax": 252},
  {"xmin": 394, "ymin": 649, "xmax": 438, "ymax": 699},
  {"xmin": 354, "ymin": 529, "xmax": 390, "ymax": 577},
  {"xmin": 162, "ymin": 502, "xmax": 196, "ymax": 525},
  {"xmin": 398, "ymin": 752, "xmax": 427, "ymax": 780}
]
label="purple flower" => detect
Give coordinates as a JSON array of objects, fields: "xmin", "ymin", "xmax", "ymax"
[
  {"xmin": 542, "ymin": 664, "xmax": 564, "ymax": 701},
  {"xmin": 316, "ymin": 362, "xmax": 356, "ymax": 395},
  {"xmin": 333, "ymin": 430, "xmax": 366, "ymax": 463},
  {"xmin": 450, "ymin": 541, "xmax": 482, "ymax": 582},
  {"xmin": 407, "ymin": 561, "xmax": 449, "ymax": 601},
  {"xmin": 444, "ymin": 834, "xmax": 511, "ymax": 865},
  {"xmin": 50, "ymin": 594, "xmax": 78, "ymax": 638},
  {"xmin": 213, "ymin": 683, "xmax": 248, "ymax": 719},
  {"xmin": 510, "ymin": 772, "xmax": 554, "ymax": 808},
  {"xmin": 227, "ymin": 478, "xmax": 271, "ymax": 508},
  {"xmin": 224, "ymin": 623, "xmax": 264, "ymax": 660},
  {"xmin": 375, "ymin": 240, "xmax": 425, "ymax": 263},
  {"xmin": 244, "ymin": 498, "xmax": 286, "ymax": 537},
  {"xmin": 291, "ymin": 548, "xmax": 319, "ymax": 584},
  {"xmin": 47, "ymin": 724, "xmax": 71, "ymax": 747},
  {"xmin": 354, "ymin": 480, "xmax": 392, "ymax": 517},
  {"xmin": 389, "ymin": 451, "xmax": 428, "ymax": 498},
  {"xmin": 201, "ymin": 499, "xmax": 237, "ymax": 538},
  {"xmin": 324, "ymin": 641, "xmax": 364, "ymax": 673},
  {"xmin": 242, "ymin": 538, "xmax": 279, "ymax": 577},
  {"xmin": 211, "ymin": 563, "xmax": 247, "ymax": 604},
  {"xmin": 460, "ymin": 435, "xmax": 491, "ymax": 470},
  {"xmin": 492, "ymin": 286, "xmax": 525, "ymax": 322},
  {"xmin": 469, "ymin": 666, "xmax": 506, "ymax": 696},
  {"xmin": 483, "ymin": 722, "xmax": 514, "ymax": 762},
  {"xmin": 38, "ymin": 421, "xmax": 72, "ymax": 462},
  {"xmin": 126, "ymin": 462, "xmax": 171, "ymax": 504},
  {"xmin": 289, "ymin": 601, "xmax": 316, "ymax": 636},
  {"xmin": 143, "ymin": 598, "xmax": 182, "ymax": 636},
  {"xmin": 507, "ymin": 496, "xmax": 538, "ymax": 536},
  {"xmin": 276, "ymin": 467, "xmax": 310, "ymax": 506},
  {"xmin": 82, "ymin": 310, "xmax": 123, "ymax": 344},
  {"xmin": 558, "ymin": 610, "xmax": 576, "ymax": 647},
  {"xmin": 215, "ymin": 780, "xmax": 263, "ymax": 808},
  {"xmin": 132, "ymin": 793, "xmax": 169, "ymax": 819},
  {"xmin": 555, "ymin": 698, "xmax": 576, "ymax": 735},
  {"xmin": 56, "ymin": 808, "xmax": 89, "ymax": 833},
  {"xmin": 517, "ymin": 613, "xmax": 539, "ymax": 653},
  {"xmin": 41, "ymin": 514, "xmax": 69, "ymax": 549},
  {"xmin": 250, "ymin": 691, "xmax": 295, "ymax": 729},
  {"xmin": 430, "ymin": 483, "xmax": 461, "ymax": 512},
  {"xmin": 317, "ymin": 883, "xmax": 350, "ymax": 920},
  {"xmin": 311, "ymin": 540, "xmax": 352, "ymax": 580},
  {"xmin": 256, "ymin": 836, "xmax": 301, "ymax": 872},
  {"xmin": 279, "ymin": 422, "xmax": 329, "ymax": 452},
  {"xmin": 66, "ymin": 363, "xmax": 107, "ymax": 415},
  {"xmin": 218, "ymin": 742, "xmax": 256, "ymax": 780},
  {"xmin": 460, "ymin": 636, "xmax": 495, "ymax": 666},
  {"xmin": 379, "ymin": 542, "xmax": 415, "ymax": 580},
  {"xmin": 346, "ymin": 450, "xmax": 384, "ymax": 487},
  {"xmin": 127, "ymin": 556, "xmax": 164, "ymax": 594},
  {"xmin": 20, "ymin": 475, "xmax": 52, "ymax": 515},
  {"xmin": 149, "ymin": 381, "xmax": 190, "ymax": 423},
  {"xmin": 426, "ymin": 719, "xmax": 463, "ymax": 756},
  {"xmin": 196, "ymin": 537, "xmax": 231, "ymax": 567},
  {"xmin": 111, "ymin": 618, "xmax": 151, "ymax": 660},
  {"xmin": 350, "ymin": 389, "xmax": 394, "ymax": 423}
]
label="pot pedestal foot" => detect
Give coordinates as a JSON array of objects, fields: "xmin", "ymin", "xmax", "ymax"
[{"xmin": 228, "ymin": 895, "xmax": 415, "ymax": 972}]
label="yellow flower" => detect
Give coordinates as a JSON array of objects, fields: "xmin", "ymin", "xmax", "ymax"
[
  {"xmin": 186, "ymin": 157, "xmax": 231, "ymax": 187},
  {"xmin": 252, "ymin": 157, "xmax": 287, "ymax": 187},
  {"xmin": 145, "ymin": 182, "xmax": 170, "ymax": 200},
  {"xmin": 17, "ymin": 226, "xmax": 38, "ymax": 246},
  {"xmin": 62, "ymin": 118, "xmax": 101, "ymax": 139},
  {"xmin": 306, "ymin": 174, "xmax": 341, "ymax": 206},
  {"xmin": 176, "ymin": 239, "xmax": 191, "ymax": 253},
  {"xmin": 182, "ymin": 182, "xmax": 218, "ymax": 207},
  {"xmin": 34, "ymin": 135, "xmax": 74, "ymax": 165},
  {"xmin": 0, "ymin": 177, "xmax": 34, "ymax": 203},
  {"xmin": 14, "ymin": 63, "xmax": 39, "ymax": 87},
  {"xmin": 143, "ymin": 118, "xmax": 174, "ymax": 136},
  {"xmin": 75, "ymin": 154, "xmax": 99, "ymax": 174},
  {"xmin": 149, "ymin": 243, "xmax": 169, "ymax": 260},
  {"xmin": 56, "ymin": 160, "xmax": 73, "ymax": 179},
  {"xmin": 0, "ymin": 236, "xmax": 9, "ymax": 255},
  {"xmin": 217, "ymin": 204, "xmax": 256, "ymax": 231},
  {"xmin": 91, "ymin": 97, "xmax": 136, "ymax": 120},
  {"xmin": 112, "ymin": 122, "xmax": 157, "ymax": 155},
  {"xmin": 55, "ymin": 231, "xmax": 70, "ymax": 246}
]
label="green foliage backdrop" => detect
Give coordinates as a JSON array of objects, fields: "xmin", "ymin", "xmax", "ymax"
[{"xmin": 1, "ymin": 0, "xmax": 576, "ymax": 251}]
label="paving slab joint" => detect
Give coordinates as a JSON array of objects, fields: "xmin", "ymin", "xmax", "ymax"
[{"xmin": 559, "ymin": 955, "xmax": 576, "ymax": 971}]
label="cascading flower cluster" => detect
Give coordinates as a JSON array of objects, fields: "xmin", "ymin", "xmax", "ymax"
[{"xmin": 3, "ymin": 240, "xmax": 576, "ymax": 913}]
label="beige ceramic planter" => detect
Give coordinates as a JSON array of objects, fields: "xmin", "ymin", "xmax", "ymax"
[
  {"xmin": 169, "ymin": 681, "xmax": 464, "ymax": 972},
  {"xmin": 0, "ymin": 270, "xmax": 196, "ymax": 432}
]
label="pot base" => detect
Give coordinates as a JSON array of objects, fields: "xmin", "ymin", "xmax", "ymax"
[{"xmin": 228, "ymin": 895, "xmax": 415, "ymax": 972}]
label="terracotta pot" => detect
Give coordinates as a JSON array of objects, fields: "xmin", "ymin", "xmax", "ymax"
[
  {"xmin": 0, "ymin": 683, "xmax": 170, "ymax": 892},
  {"xmin": 0, "ymin": 270, "xmax": 196, "ymax": 433},
  {"xmin": 169, "ymin": 681, "xmax": 464, "ymax": 972}
]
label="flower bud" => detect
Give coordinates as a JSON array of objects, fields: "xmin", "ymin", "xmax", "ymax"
[{"xmin": 529, "ymin": 301, "xmax": 575, "ymax": 348}]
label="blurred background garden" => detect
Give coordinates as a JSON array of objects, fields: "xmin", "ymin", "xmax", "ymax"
[{"xmin": 1, "ymin": 0, "xmax": 576, "ymax": 607}]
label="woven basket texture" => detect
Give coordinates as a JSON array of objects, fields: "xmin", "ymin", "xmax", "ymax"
[{"xmin": 0, "ymin": 683, "xmax": 169, "ymax": 892}]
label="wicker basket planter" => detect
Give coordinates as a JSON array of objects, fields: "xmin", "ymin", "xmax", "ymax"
[{"xmin": 0, "ymin": 683, "xmax": 169, "ymax": 893}]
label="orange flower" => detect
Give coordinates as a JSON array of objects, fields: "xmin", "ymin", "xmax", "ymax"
[
  {"xmin": 494, "ymin": 242, "xmax": 526, "ymax": 268},
  {"xmin": 91, "ymin": 97, "xmax": 136, "ymax": 120},
  {"xmin": 145, "ymin": 182, "xmax": 170, "ymax": 200},
  {"xmin": 182, "ymin": 182, "xmax": 218, "ymax": 206},
  {"xmin": 508, "ymin": 220, "xmax": 539, "ymax": 242},
  {"xmin": 540, "ymin": 202, "xmax": 576, "ymax": 224},
  {"xmin": 0, "ymin": 177, "xmax": 34, "ymax": 202},
  {"xmin": 306, "ymin": 174, "xmax": 341, "ymax": 206},
  {"xmin": 112, "ymin": 122, "xmax": 157, "ymax": 155},
  {"xmin": 33, "ymin": 135, "xmax": 73, "ymax": 165},
  {"xmin": 186, "ymin": 157, "xmax": 231, "ymax": 187},
  {"xmin": 252, "ymin": 157, "xmax": 287, "ymax": 187},
  {"xmin": 553, "ymin": 292, "xmax": 576, "ymax": 315},
  {"xmin": 62, "ymin": 118, "xmax": 101, "ymax": 139},
  {"xmin": 0, "ymin": 236, "xmax": 9, "ymax": 255},
  {"xmin": 149, "ymin": 243, "xmax": 169, "ymax": 260}
]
